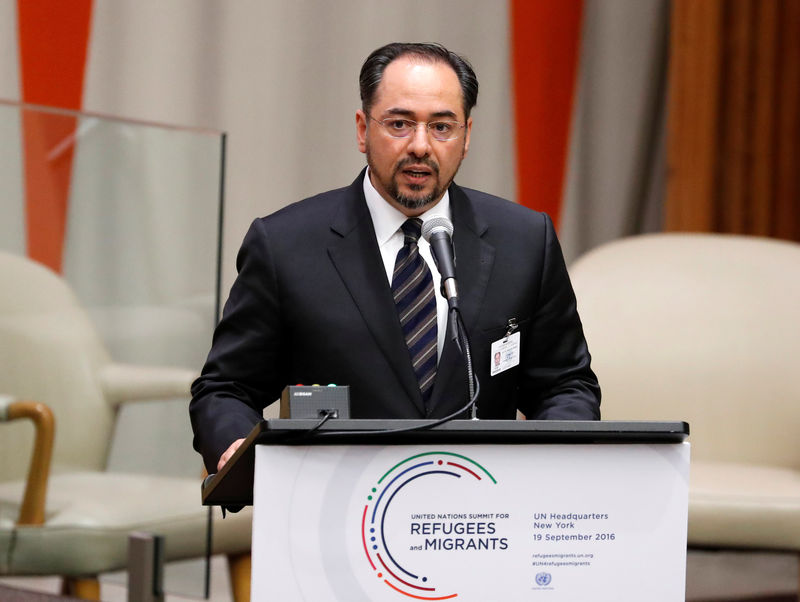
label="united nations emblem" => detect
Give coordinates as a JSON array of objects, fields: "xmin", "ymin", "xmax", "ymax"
[{"xmin": 535, "ymin": 572, "xmax": 552, "ymax": 586}]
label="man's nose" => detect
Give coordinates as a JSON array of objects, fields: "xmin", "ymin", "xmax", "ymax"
[{"xmin": 406, "ymin": 123, "xmax": 432, "ymax": 157}]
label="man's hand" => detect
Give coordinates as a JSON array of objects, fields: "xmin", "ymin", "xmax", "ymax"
[{"xmin": 217, "ymin": 438, "xmax": 245, "ymax": 471}]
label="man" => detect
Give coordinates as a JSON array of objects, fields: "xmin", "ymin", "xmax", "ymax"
[{"xmin": 190, "ymin": 42, "xmax": 600, "ymax": 475}]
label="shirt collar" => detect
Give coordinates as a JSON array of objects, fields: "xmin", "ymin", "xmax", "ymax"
[{"xmin": 362, "ymin": 167, "xmax": 452, "ymax": 245}]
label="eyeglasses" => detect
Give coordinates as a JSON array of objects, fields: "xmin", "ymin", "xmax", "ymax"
[{"xmin": 369, "ymin": 116, "xmax": 466, "ymax": 142}]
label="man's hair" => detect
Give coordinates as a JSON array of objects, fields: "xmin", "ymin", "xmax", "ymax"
[{"xmin": 359, "ymin": 42, "xmax": 479, "ymax": 119}]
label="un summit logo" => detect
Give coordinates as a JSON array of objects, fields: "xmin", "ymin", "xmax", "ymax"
[{"xmin": 535, "ymin": 572, "xmax": 552, "ymax": 586}]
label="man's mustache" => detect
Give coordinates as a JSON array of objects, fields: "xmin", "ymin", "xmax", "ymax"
[{"xmin": 394, "ymin": 157, "xmax": 440, "ymax": 176}]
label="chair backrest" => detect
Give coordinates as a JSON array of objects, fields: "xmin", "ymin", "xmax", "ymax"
[
  {"xmin": 0, "ymin": 251, "xmax": 114, "ymax": 482},
  {"xmin": 569, "ymin": 233, "xmax": 800, "ymax": 468}
]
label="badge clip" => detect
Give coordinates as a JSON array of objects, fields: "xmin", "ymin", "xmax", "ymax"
[{"xmin": 504, "ymin": 318, "xmax": 518, "ymax": 341}]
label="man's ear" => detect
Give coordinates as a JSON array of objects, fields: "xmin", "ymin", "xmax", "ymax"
[
  {"xmin": 463, "ymin": 116, "xmax": 473, "ymax": 157},
  {"xmin": 356, "ymin": 110, "xmax": 368, "ymax": 154}
]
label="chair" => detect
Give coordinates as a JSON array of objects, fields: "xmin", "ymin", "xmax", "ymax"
[
  {"xmin": 0, "ymin": 250, "xmax": 252, "ymax": 600},
  {"xmin": 569, "ymin": 233, "xmax": 800, "ymax": 580}
]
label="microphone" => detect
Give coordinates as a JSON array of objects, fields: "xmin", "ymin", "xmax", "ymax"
[
  {"xmin": 421, "ymin": 216, "xmax": 458, "ymax": 308},
  {"xmin": 422, "ymin": 216, "xmax": 479, "ymax": 418}
]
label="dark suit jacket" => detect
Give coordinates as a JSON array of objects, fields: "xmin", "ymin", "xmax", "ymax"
[{"xmin": 190, "ymin": 171, "xmax": 600, "ymax": 471}]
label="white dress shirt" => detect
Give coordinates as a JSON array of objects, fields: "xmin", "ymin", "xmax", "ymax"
[{"xmin": 362, "ymin": 168, "xmax": 451, "ymax": 359}]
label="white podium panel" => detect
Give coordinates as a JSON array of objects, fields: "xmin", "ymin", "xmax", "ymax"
[{"xmin": 252, "ymin": 442, "xmax": 689, "ymax": 601}]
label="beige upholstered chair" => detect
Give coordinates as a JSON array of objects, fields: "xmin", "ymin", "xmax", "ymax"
[
  {"xmin": 569, "ymin": 233, "xmax": 800, "ymax": 568},
  {"xmin": 0, "ymin": 250, "xmax": 251, "ymax": 600}
]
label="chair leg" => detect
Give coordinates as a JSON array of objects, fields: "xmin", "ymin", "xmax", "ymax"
[
  {"xmin": 228, "ymin": 552, "xmax": 251, "ymax": 602},
  {"xmin": 62, "ymin": 576, "xmax": 101, "ymax": 600}
]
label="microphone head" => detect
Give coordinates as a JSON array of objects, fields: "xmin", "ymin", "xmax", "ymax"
[{"xmin": 421, "ymin": 216, "xmax": 454, "ymax": 242}]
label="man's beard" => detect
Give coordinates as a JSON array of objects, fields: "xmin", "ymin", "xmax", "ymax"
[
  {"xmin": 367, "ymin": 151, "xmax": 462, "ymax": 211},
  {"xmin": 390, "ymin": 167, "xmax": 439, "ymax": 211}
]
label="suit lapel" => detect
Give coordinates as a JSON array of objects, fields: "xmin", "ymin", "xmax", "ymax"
[
  {"xmin": 428, "ymin": 184, "xmax": 495, "ymax": 412},
  {"xmin": 327, "ymin": 173, "xmax": 426, "ymax": 415}
]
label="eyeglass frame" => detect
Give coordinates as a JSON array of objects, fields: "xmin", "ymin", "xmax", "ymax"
[{"xmin": 367, "ymin": 115, "xmax": 467, "ymax": 142}]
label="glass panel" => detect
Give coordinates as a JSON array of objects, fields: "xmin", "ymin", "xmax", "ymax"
[{"xmin": 0, "ymin": 99, "xmax": 224, "ymax": 599}]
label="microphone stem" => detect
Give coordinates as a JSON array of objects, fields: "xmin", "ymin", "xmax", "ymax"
[{"xmin": 451, "ymin": 307, "xmax": 478, "ymax": 418}]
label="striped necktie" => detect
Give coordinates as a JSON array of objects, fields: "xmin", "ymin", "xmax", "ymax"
[{"xmin": 391, "ymin": 218, "xmax": 438, "ymax": 404}]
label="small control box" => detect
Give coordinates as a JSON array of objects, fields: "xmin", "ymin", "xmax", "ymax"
[{"xmin": 279, "ymin": 384, "xmax": 350, "ymax": 419}]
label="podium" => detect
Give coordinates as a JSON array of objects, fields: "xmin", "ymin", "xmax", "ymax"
[{"xmin": 203, "ymin": 419, "xmax": 689, "ymax": 601}]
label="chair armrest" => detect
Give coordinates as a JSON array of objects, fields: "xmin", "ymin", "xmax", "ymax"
[
  {"xmin": 0, "ymin": 395, "xmax": 54, "ymax": 526},
  {"xmin": 99, "ymin": 363, "xmax": 198, "ymax": 407}
]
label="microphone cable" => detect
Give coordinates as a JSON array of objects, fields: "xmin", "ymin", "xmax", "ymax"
[{"xmin": 298, "ymin": 306, "xmax": 480, "ymax": 440}]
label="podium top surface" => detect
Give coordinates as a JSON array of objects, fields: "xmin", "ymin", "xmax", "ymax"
[{"xmin": 201, "ymin": 419, "xmax": 689, "ymax": 507}]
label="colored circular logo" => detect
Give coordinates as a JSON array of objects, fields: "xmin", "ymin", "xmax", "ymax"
[{"xmin": 360, "ymin": 451, "xmax": 497, "ymax": 600}]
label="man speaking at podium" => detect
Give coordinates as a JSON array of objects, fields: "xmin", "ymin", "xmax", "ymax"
[{"xmin": 190, "ymin": 42, "xmax": 601, "ymax": 475}]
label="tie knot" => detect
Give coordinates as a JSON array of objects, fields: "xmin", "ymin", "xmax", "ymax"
[{"xmin": 401, "ymin": 218, "xmax": 423, "ymax": 244}]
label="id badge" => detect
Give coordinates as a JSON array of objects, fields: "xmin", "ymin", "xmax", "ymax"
[{"xmin": 490, "ymin": 331, "xmax": 520, "ymax": 376}]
